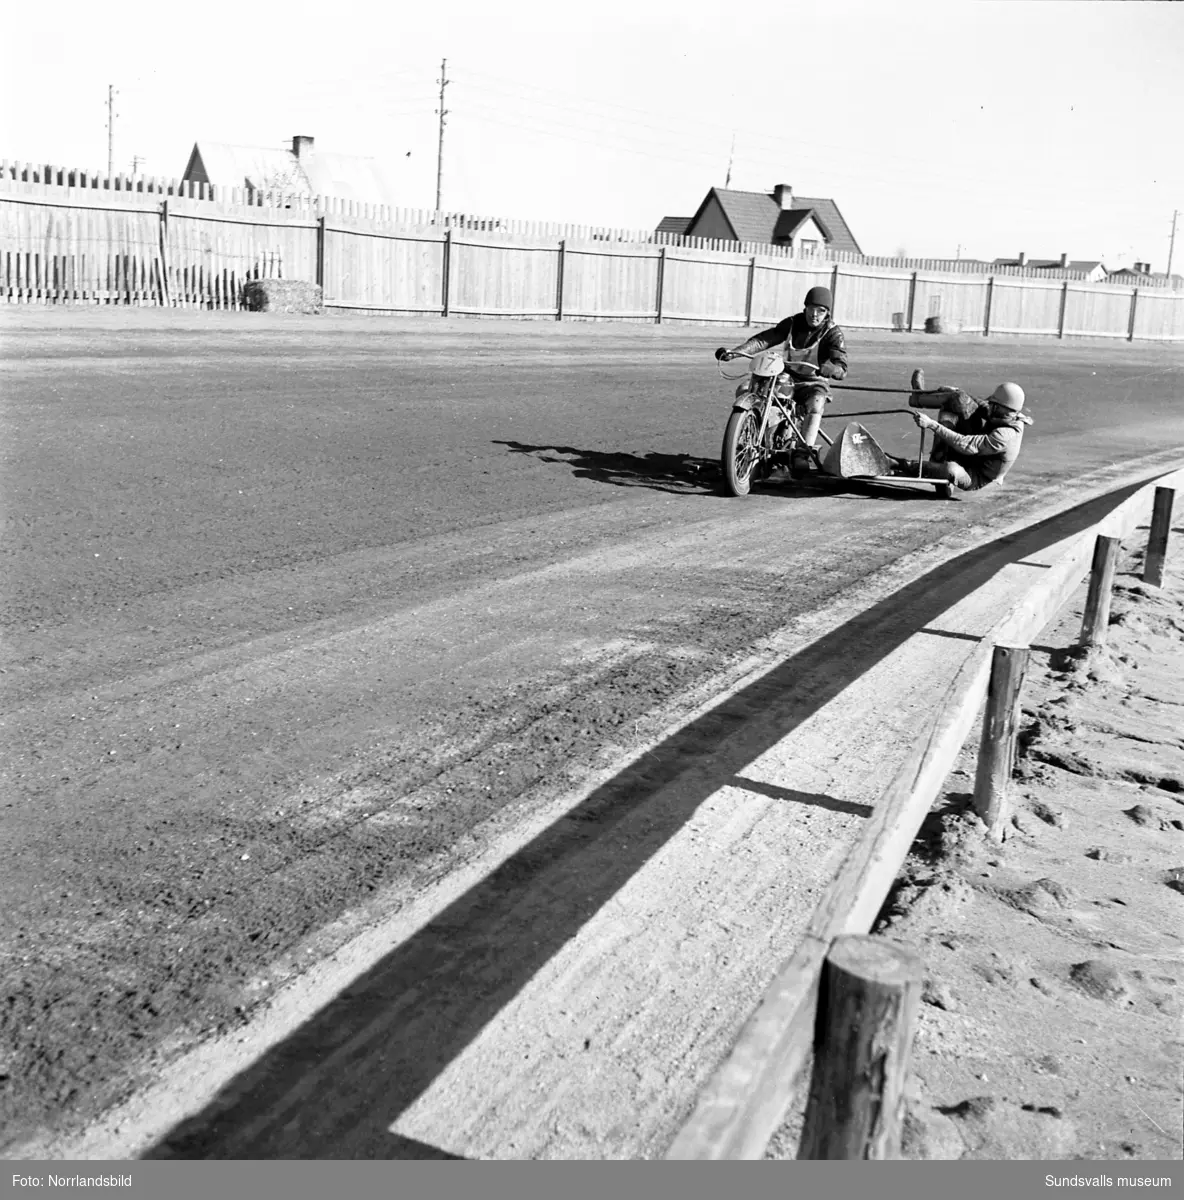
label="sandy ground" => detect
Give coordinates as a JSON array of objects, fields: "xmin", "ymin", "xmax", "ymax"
[
  {"xmin": 1, "ymin": 310, "xmax": 1182, "ymax": 1158},
  {"xmin": 854, "ymin": 545, "xmax": 1184, "ymax": 1162}
]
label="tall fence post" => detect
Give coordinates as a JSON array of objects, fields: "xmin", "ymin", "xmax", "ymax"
[
  {"xmin": 555, "ymin": 238, "xmax": 566, "ymax": 321},
  {"xmin": 441, "ymin": 227, "xmax": 452, "ymax": 318},
  {"xmin": 1127, "ymin": 288, "xmax": 1139, "ymax": 341},
  {"xmin": 1080, "ymin": 534, "xmax": 1121, "ymax": 647},
  {"xmin": 1057, "ymin": 280, "xmax": 1069, "ymax": 339},
  {"xmin": 158, "ymin": 198, "xmax": 172, "ymax": 307},
  {"xmin": 315, "ymin": 214, "xmax": 325, "ymax": 290},
  {"xmin": 905, "ymin": 271, "xmax": 917, "ymax": 332},
  {"xmin": 973, "ymin": 643, "xmax": 1031, "ymax": 841},
  {"xmin": 744, "ymin": 256, "xmax": 756, "ymax": 327},
  {"xmin": 830, "ymin": 264, "xmax": 840, "ymax": 316},
  {"xmin": 655, "ymin": 245, "xmax": 666, "ymax": 324},
  {"xmin": 798, "ymin": 935, "xmax": 922, "ymax": 1160},
  {"xmin": 983, "ymin": 276, "xmax": 994, "ymax": 337},
  {"xmin": 1143, "ymin": 486, "xmax": 1175, "ymax": 587}
]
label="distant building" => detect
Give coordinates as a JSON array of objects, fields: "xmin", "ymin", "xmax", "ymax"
[
  {"xmin": 655, "ymin": 215, "xmax": 694, "ymax": 237},
  {"xmin": 182, "ymin": 135, "xmax": 403, "ymax": 206},
  {"xmin": 992, "ymin": 251, "xmax": 1107, "ymax": 282},
  {"xmin": 656, "ymin": 184, "xmax": 862, "ymax": 256},
  {"xmin": 1106, "ymin": 261, "xmax": 1182, "ymax": 286}
]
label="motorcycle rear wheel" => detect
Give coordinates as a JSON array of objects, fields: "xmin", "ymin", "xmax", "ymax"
[{"xmin": 721, "ymin": 408, "xmax": 763, "ymax": 497}]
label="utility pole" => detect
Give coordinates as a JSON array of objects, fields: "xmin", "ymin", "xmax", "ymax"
[
  {"xmin": 724, "ymin": 132, "xmax": 735, "ymax": 188},
  {"xmin": 1168, "ymin": 209, "xmax": 1179, "ymax": 279},
  {"xmin": 435, "ymin": 58, "xmax": 449, "ymax": 213},
  {"xmin": 106, "ymin": 85, "xmax": 117, "ymax": 177}
]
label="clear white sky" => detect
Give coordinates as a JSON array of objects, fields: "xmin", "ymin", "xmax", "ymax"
[{"xmin": 3, "ymin": 0, "xmax": 1182, "ymax": 268}]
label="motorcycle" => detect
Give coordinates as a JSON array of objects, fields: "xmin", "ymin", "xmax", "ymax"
[
  {"xmin": 714, "ymin": 349, "xmax": 956, "ymax": 501},
  {"xmin": 715, "ymin": 349, "xmax": 834, "ymax": 497}
]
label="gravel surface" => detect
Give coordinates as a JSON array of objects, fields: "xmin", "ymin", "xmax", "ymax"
[{"xmin": 2, "ymin": 310, "xmax": 1182, "ymax": 1156}]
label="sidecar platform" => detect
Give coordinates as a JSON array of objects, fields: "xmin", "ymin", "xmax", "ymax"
[{"xmin": 769, "ymin": 421, "xmax": 955, "ymax": 499}]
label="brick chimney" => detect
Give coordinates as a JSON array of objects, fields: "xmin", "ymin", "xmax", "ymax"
[
  {"xmin": 1059, "ymin": 252, "xmax": 1068, "ymax": 267},
  {"xmin": 292, "ymin": 135, "xmax": 315, "ymax": 160},
  {"xmin": 1017, "ymin": 251, "xmax": 1026, "ymax": 266},
  {"xmin": 772, "ymin": 184, "xmax": 794, "ymax": 211}
]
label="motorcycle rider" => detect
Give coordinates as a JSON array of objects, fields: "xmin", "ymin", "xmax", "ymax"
[
  {"xmin": 891, "ymin": 370, "xmax": 1031, "ymax": 491},
  {"xmin": 715, "ymin": 285, "xmax": 848, "ymax": 465}
]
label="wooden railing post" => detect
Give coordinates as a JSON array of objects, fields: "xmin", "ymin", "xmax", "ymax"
[
  {"xmin": 830, "ymin": 263, "xmax": 840, "ymax": 317},
  {"xmin": 973, "ymin": 643, "xmax": 1031, "ymax": 841},
  {"xmin": 655, "ymin": 245, "xmax": 666, "ymax": 324},
  {"xmin": 1143, "ymin": 486, "xmax": 1175, "ymax": 587},
  {"xmin": 1057, "ymin": 280, "xmax": 1069, "ymax": 338},
  {"xmin": 744, "ymin": 256, "xmax": 756, "ymax": 326},
  {"xmin": 555, "ymin": 238, "xmax": 565, "ymax": 321},
  {"xmin": 905, "ymin": 271, "xmax": 917, "ymax": 332},
  {"xmin": 798, "ymin": 935, "xmax": 922, "ymax": 1160},
  {"xmin": 1127, "ymin": 288, "xmax": 1139, "ymax": 341},
  {"xmin": 983, "ymin": 276, "xmax": 994, "ymax": 337},
  {"xmin": 1080, "ymin": 534, "xmax": 1121, "ymax": 646}
]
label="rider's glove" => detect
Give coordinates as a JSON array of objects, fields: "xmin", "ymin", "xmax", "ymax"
[{"xmin": 818, "ymin": 362, "xmax": 840, "ymax": 379}]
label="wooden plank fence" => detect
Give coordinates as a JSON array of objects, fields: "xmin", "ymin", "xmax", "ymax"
[{"xmin": 2, "ymin": 171, "xmax": 1183, "ymax": 340}]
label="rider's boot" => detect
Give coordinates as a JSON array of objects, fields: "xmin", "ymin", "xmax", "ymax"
[{"xmin": 790, "ymin": 412, "xmax": 824, "ymax": 474}]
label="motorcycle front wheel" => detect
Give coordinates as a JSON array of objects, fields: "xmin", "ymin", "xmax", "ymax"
[{"xmin": 721, "ymin": 408, "xmax": 763, "ymax": 497}]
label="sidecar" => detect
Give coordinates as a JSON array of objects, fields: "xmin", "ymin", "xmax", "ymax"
[{"xmin": 795, "ymin": 421, "xmax": 955, "ymax": 500}]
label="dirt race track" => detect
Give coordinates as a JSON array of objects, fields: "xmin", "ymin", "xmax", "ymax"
[{"xmin": 2, "ymin": 310, "xmax": 1182, "ymax": 1158}]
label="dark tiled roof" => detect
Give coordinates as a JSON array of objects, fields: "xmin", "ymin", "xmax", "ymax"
[
  {"xmin": 700, "ymin": 188, "xmax": 861, "ymax": 254},
  {"xmin": 773, "ymin": 208, "xmax": 831, "ymax": 241},
  {"xmin": 655, "ymin": 215, "xmax": 692, "ymax": 235},
  {"xmin": 793, "ymin": 196, "xmax": 860, "ymax": 254}
]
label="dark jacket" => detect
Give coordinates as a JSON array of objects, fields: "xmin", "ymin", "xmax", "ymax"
[
  {"xmin": 930, "ymin": 397, "xmax": 1030, "ymax": 489},
  {"xmin": 732, "ymin": 312, "xmax": 848, "ymax": 380}
]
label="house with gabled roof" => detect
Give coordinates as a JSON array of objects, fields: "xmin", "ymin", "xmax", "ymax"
[
  {"xmin": 655, "ymin": 184, "xmax": 862, "ymax": 256},
  {"xmin": 1107, "ymin": 262, "xmax": 1183, "ymax": 287},
  {"xmin": 655, "ymin": 215, "xmax": 694, "ymax": 237},
  {"xmin": 992, "ymin": 251, "xmax": 1107, "ymax": 282},
  {"xmin": 182, "ymin": 135, "xmax": 403, "ymax": 206},
  {"xmin": 1066, "ymin": 260, "xmax": 1107, "ymax": 283}
]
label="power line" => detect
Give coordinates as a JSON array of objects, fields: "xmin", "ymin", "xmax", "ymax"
[
  {"xmin": 453, "ymin": 73, "xmax": 1111, "ymax": 204},
  {"xmin": 453, "ymin": 63, "xmax": 1175, "ymax": 214},
  {"xmin": 456, "ymin": 64, "xmax": 1138, "ymax": 179},
  {"xmin": 456, "ymin": 102, "xmax": 1107, "ymax": 219}
]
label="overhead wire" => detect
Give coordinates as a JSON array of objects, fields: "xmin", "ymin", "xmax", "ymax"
[
  {"xmin": 451, "ymin": 64, "xmax": 1176, "ymax": 225},
  {"xmin": 453, "ymin": 91, "xmax": 1127, "ymax": 222}
]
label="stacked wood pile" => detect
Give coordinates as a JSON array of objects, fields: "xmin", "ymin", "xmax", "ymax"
[{"xmin": 243, "ymin": 279, "xmax": 323, "ymax": 314}]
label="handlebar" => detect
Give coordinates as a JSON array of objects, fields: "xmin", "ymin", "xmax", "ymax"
[{"xmin": 715, "ymin": 347, "xmax": 818, "ymax": 374}]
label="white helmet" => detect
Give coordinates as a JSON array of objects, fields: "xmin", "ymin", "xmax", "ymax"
[{"xmin": 989, "ymin": 382, "xmax": 1025, "ymax": 412}]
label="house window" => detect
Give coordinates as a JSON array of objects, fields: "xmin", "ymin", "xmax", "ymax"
[{"xmin": 799, "ymin": 239, "xmax": 819, "ymax": 257}]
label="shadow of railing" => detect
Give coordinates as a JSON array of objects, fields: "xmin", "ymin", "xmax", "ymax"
[{"xmin": 143, "ymin": 479, "xmax": 1148, "ymax": 1160}]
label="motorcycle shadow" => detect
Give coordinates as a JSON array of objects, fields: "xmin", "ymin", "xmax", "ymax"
[
  {"xmin": 751, "ymin": 474, "xmax": 948, "ymax": 502},
  {"xmin": 493, "ymin": 440, "xmax": 718, "ymax": 494}
]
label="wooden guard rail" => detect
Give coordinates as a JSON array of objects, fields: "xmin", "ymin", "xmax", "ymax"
[{"xmin": 667, "ymin": 469, "xmax": 1181, "ymax": 1160}]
